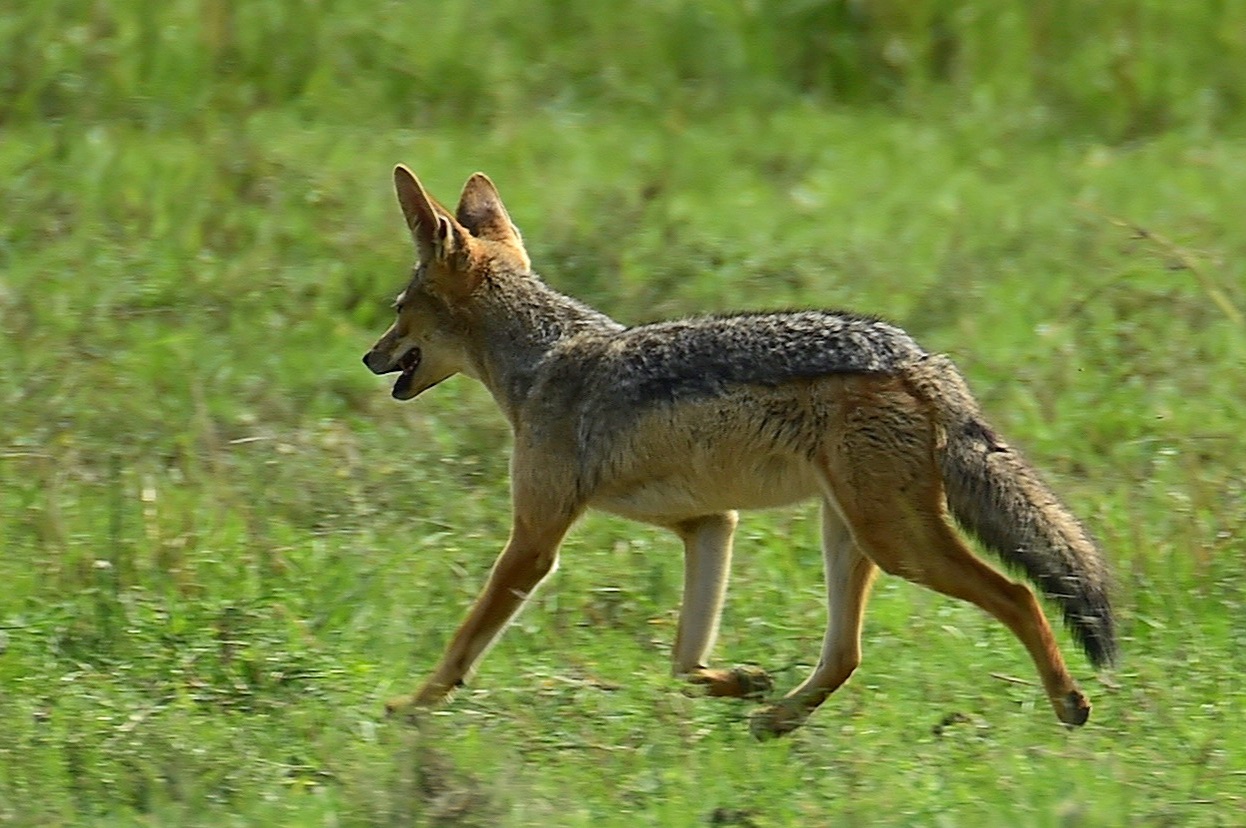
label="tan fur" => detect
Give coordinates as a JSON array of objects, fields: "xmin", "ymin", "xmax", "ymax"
[{"xmin": 362, "ymin": 168, "xmax": 1115, "ymax": 738}]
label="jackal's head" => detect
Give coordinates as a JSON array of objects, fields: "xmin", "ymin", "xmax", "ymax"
[{"xmin": 362, "ymin": 165, "xmax": 530, "ymax": 400}]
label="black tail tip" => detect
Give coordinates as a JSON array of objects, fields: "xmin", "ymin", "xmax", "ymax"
[{"xmin": 1070, "ymin": 611, "xmax": 1118, "ymax": 669}]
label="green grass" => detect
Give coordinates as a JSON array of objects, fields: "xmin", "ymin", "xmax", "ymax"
[{"xmin": 3, "ymin": 1, "xmax": 1246, "ymax": 825}]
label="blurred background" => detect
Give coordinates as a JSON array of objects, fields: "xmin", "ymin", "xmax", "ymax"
[{"xmin": 2, "ymin": 1, "xmax": 1244, "ymax": 824}]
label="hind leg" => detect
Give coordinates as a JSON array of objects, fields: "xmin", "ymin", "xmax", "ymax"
[
  {"xmin": 824, "ymin": 391, "xmax": 1090, "ymax": 727},
  {"xmin": 751, "ymin": 502, "xmax": 878, "ymax": 738},
  {"xmin": 854, "ymin": 504, "xmax": 1089, "ymax": 726},
  {"xmin": 670, "ymin": 512, "xmax": 773, "ymax": 698}
]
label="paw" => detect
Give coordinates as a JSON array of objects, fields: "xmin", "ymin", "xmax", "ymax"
[
  {"xmin": 727, "ymin": 665, "xmax": 775, "ymax": 698},
  {"xmin": 1056, "ymin": 688, "xmax": 1091, "ymax": 727},
  {"xmin": 686, "ymin": 665, "xmax": 774, "ymax": 699},
  {"xmin": 749, "ymin": 699, "xmax": 812, "ymax": 740},
  {"xmin": 385, "ymin": 681, "xmax": 455, "ymax": 719},
  {"xmin": 384, "ymin": 693, "xmax": 422, "ymax": 720}
]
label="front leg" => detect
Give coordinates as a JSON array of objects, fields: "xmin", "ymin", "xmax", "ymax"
[
  {"xmin": 671, "ymin": 512, "xmax": 774, "ymax": 699},
  {"xmin": 387, "ymin": 513, "xmax": 572, "ymax": 715}
]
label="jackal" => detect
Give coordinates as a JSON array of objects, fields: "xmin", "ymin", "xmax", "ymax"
[{"xmin": 362, "ymin": 166, "xmax": 1116, "ymax": 738}]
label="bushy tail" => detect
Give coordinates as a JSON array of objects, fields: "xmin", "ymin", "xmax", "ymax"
[{"xmin": 910, "ymin": 356, "xmax": 1118, "ymax": 668}]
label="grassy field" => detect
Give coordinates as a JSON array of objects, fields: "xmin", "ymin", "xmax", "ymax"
[{"xmin": 3, "ymin": 2, "xmax": 1245, "ymax": 825}]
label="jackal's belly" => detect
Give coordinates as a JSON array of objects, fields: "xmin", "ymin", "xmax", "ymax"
[{"xmin": 589, "ymin": 451, "xmax": 823, "ymax": 525}]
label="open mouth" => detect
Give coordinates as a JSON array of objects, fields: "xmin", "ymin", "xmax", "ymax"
[{"xmin": 391, "ymin": 347, "xmax": 422, "ymax": 398}]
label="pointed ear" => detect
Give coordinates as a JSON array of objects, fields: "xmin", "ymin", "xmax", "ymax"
[
  {"xmin": 456, "ymin": 172, "xmax": 530, "ymax": 269},
  {"xmin": 393, "ymin": 164, "xmax": 470, "ymax": 266}
]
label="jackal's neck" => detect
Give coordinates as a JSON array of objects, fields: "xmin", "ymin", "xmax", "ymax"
[{"xmin": 469, "ymin": 275, "xmax": 620, "ymax": 421}]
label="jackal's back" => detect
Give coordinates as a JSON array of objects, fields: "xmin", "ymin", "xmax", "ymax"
[{"xmin": 578, "ymin": 310, "xmax": 927, "ymax": 410}]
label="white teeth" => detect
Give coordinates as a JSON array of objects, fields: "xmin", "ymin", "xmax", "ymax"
[{"xmin": 396, "ymin": 347, "xmax": 421, "ymax": 373}]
